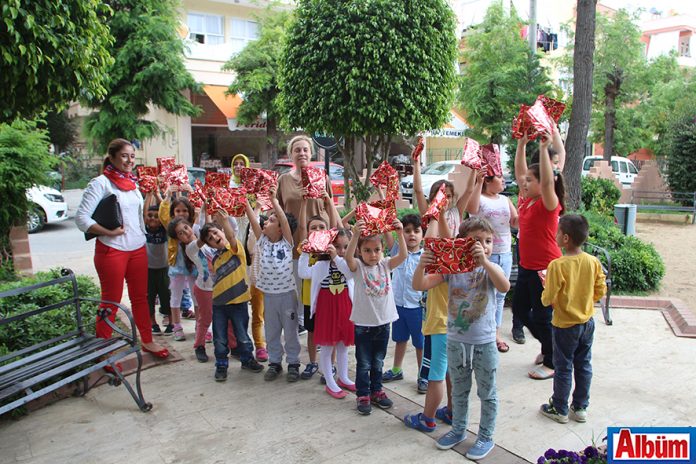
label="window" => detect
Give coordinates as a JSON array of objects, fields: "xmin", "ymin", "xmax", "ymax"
[{"xmin": 187, "ymin": 13, "xmax": 224, "ymax": 45}]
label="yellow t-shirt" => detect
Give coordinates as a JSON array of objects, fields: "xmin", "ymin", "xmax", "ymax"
[
  {"xmin": 422, "ymin": 282, "xmax": 449, "ymax": 336},
  {"xmin": 541, "ymin": 252, "xmax": 607, "ymax": 328}
]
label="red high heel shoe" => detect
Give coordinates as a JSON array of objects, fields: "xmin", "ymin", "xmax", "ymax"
[{"xmin": 143, "ymin": 345, "xmax": 170, "ymax": 359}]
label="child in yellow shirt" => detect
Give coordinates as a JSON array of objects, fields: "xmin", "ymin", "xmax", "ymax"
[{"xmin": 540, "ymin": 214, "xmax": 606, "ymax": 424}]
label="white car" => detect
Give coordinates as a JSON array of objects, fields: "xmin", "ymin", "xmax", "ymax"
[
  {"xmin": 26, "ymin": 186, "xmax": 69, "ymax": 233},
  {"xmin": 581, "ymin": 156, "xmax": 638, "ymax": 186},
  {"xmin": 400, "ymin": 160, "xmax": 460, "ymax": 204}
]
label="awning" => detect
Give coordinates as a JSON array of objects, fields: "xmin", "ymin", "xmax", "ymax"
[{"xmin": 202, "ymin": 85, "xmax": 266, "ymax": 131}]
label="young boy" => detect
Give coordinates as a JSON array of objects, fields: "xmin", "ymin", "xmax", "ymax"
[
  {"xmin": 540, "ymin": 214, "xmax": 606, "ymax": 424},
  {"xmin": 144, "ymin": 198, "xmax": 171, "ymax": 335},
  {"xmin": 382, "ymin": 214, "xmax": 427, "ymax": 393},
  {"xmin": 413, "ymin": 217, "xmax": 509, "ymax": 460},
  {"xmin": 245, "ymin": 184, "xmax": 301, "ymax": 382},
  {"xmin": 198, "ymin": 209, "xmax": 264, "ymax": 382}
]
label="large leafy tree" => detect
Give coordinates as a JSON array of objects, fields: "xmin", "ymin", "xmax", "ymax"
[
  {"xmin": 0, "ymin": 0, "xmax": 113, "ymax": 123},
  {"xmin": 279, "ymin": 0, "xmax": 458, "ymax": 201},
  {"xmin": 84, "ymin": 0, "xmax": 200, "ymax": 152},
  {"xmin": 223, "ymin": 8, "xmax": 292, "ymax": 166},
  {"xmin": 457, "ymin": 2, "xmax": 554, "ymax": 145}
]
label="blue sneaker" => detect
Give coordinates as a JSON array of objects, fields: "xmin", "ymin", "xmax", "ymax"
[
  {"xmin": 435, "ymin": 406, "xmax": 453, "ymax": 425},
  {"xmin": 435, "ymin": 430, "xmax": 466, "ymax": 450},
  {"xmin": 382, "ymin": 369, "xmax": 403, "ymax": 382},
  {"xmin": 465, "ymin": 439, "xmax": 495, "ymax": 460},
  {"xmin": 403, "ymin": 413, "xmax": 436, "ymax": 432}
]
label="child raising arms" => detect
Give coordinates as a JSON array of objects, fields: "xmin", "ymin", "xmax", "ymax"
[
  {"xmin": 345, "ymin": 219, "xmax": 407, "ymax": 415},
  {"xmin": 413, "ymin": 217, "xmax": 509, "ymax": 459}
]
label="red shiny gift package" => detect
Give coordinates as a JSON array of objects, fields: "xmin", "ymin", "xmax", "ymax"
[
  {"xmin": 421, "ymin": 184, "xmax": 448, "ymax": 226},
  {"xmin": 461, "ymin": 138, "xmax": 484, "ymax": 170},
  {"xmin": 355, "ymin": 202, "xmax": 397, "ymax": 237},
  {"xmin": 302, "ymin": 229, "xmax": 339, "ymax": 254},
  {"xmin": 205, "ymin": 172, "xmax": 231, "ymax": 189},
  {"xmin": 423, "ymin": 237, "xmax": 477, "ymax": 274},
  {"xmin": 137, "ymin": 166, "xmax": 157, "ymax": 178},
  {"xmin": 302, "ymin": 167, "xmax": 326, "ymax": 199},
  {"xmin": 481, "ymin": 144, "xmax": 503, "ymax": 177},
  {"xmin": 370, "ymin": 161, "xmax": 400, "ymax": 200},
  {"xmin": 156, "ymin": 157, "xmax": 176, "ymax": 176},
  {"xmin": 167, "ymin": 164, "xmax": 189, "ymax": 186},
  {"xmin": 411, "ymin": 136, "xmax": 424, "ymax": 161},
  {"xmin": 189, "ymin": 179, "xmax": 207, "ymax": 209}
]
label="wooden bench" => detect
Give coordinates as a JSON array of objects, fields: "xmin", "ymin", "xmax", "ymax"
[
  {"xmin": 509, "ymin": 238, "xmax": 613, "ymax": 325},
  {"xmin": 0, "ymin": 269, "xmax": 152, "ymax": 416},
  {"xmin": 630, "ymin": 190, "xmax": 696, "ymax": 224}
]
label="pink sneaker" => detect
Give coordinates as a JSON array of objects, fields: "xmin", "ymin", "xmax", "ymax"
[
  {"xmin": 255, "ymin": 347, "xmax": 269, "ymax": 362},
  {"xmin": 205, "ymin": 331, "xmax": 212, "ymax": 343}
]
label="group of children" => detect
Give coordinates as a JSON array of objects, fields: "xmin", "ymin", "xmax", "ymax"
[{"xmin": 141, "ymin": 126, "xmax": 606, "ymax": 459}]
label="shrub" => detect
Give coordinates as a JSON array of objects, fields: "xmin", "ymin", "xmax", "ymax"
[
  {"xmin": 0, "ymin": 269, "xmax": 101, "ymax": 354},
  {"xmin": 581, "ymin": 176, "xmax": 621, "ymax": 217}
]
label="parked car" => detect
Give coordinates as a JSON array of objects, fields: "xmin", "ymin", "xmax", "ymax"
[
  {"xmin": 26, "ymin": 186, "xmax": 69, "ymax": 233},
  {"xmin": 581, "ymin": 156, "xmax": 638, "ymax": 186},
  {"xmin": 273, "ymin": 159, "xmax": 349, "ymax": 202},
  {"xmin": 400, "ymin": 160, "xmax": 460, "ymax": 203}
]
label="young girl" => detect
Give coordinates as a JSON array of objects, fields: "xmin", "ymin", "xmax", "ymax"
[
  {"xmin": 298, "ymin": 229, "xmax": 355, "ymax": 398},
  {"xmin": 159, "ymin": 194, "xmax": 199, "ymax": 341},
  {"xmin": 413, "ymin": 217, "xmax": 510, "ymax": 458},
  {"xmin": 467, "ymin": 171, "xmax": 519, "ymax": 353},
  {"xmin": 514, "ymin": 127, "xmax": 566, "ymax": 380},
  {"xmin": 345, "ymin": 219, "xmax": 407, "ymax": 415}
]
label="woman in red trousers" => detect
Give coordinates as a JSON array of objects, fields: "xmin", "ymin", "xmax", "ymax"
[{"xmin": 76, "ymin": 138, "xmax": 169, "ymax": 359}]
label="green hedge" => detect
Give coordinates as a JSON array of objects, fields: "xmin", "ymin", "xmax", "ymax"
[{"xmin": 0, "ymin": 269, "xmax": 101, "ymax": 356}]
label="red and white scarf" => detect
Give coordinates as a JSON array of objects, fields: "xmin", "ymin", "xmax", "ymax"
[{"xmin": 103, "ymin": 164, "xmax": 137, "ymax": 191}]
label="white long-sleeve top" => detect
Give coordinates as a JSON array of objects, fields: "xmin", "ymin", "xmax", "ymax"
[
  {"xmin": 298, "ymin": 252, "xmax": 354, "ymax": 317},
  {"xmin": 75, "ymin": 175, "xmax": 146, "ymax": 251}
]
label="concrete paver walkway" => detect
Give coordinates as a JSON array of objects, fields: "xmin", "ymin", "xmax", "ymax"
[{"xmin": 2, "ymin": 307, "xmax": 694, "ymax": 463}]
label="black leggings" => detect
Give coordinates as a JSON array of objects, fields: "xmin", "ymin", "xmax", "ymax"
[{"xmin": 512, "ymin": 265, "xmax": 553, "ymax": 369}]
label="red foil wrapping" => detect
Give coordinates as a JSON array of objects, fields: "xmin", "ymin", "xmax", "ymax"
[
  {"xmin": 370, "ymin": 161, "xmax": 400, "ymax": 200},
  {"xmin": 481, "ymin": 144, "xmax": 503, "ymax": 177},
  {"xmin": 302, "ymin": 167, "xmax": 326, "ymax": 199},
  {"xmin": 205, "ymin": 172, "xmax": 231, "ymax": 189},
  {"xmin": 156, "ymin": 157, "xmax": 176, "ymax": 176},
  {"xmin": 167, "ymin": 164, "xmax": 189, "ymax": 186},
  {"xmin": 411, "ymin": 136, "xmax": 424, "ymax": 161},
  {"xmin": 137, "ymin": 166, "xmax": 157, "ymax": 178},
  {"xmin": 421, "ymin": 184, "xmax": 448, "ymax": 226},
  {"xmin": 302, "ymin": 229, "xmax": 339, "ymax": 254},
  {"xmin": 355, "ymin": 202, "xmax": 397, "ymax": 237},
  {"xmin": 189, "ymin": 179, "xmax": 207, "ymax": 209},
  {"xmin": 461, "ymin": 138, "xmax": 483, "ymax": 170},
  {"xmin": 138, "ymin": 175, "xmax": 157, "ymax": 194},
  {"xmin": 424, "ymin": 237, "xmax": 477, "ymax": 274}
]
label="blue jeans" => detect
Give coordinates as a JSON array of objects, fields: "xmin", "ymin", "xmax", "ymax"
[
  {"xmin": 489, "ymin": 252, "xmax": 512, "ymax": 328},
  {"xmin": 551, "ymin": 318, "xmax": 595, "ymax": 415},
  {"xmin": 354, "ymin": 324, "xmax": 390, "ymax": 397},
  {"xmin": 212, "ymin": 303, "xmax": 253, "ymax": 367},
  {"xmin": 448, "ymin": 340, "xmax": 498, "ymax": 441}
]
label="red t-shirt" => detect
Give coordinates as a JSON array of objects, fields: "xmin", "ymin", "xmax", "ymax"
[{"xmin": 517, "ymin": 197, "xmax": 562, "ymax": 270}]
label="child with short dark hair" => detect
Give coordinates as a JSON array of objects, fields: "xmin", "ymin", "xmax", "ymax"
[
  {"xmin": 382, "ymin": 213, "xmax": 427, "ymax": 392},
  {"xmin": 540, "ymin": 214, "xmax": 606, "ymax": 424},
  {"xmin": 413, "ymin": 216, "xmax": 509, "ymax": 459}
]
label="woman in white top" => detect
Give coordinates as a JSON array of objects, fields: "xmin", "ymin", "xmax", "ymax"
[{"xmin": 75, "ymin": 139, "xmax": 169, "ymax": 359}]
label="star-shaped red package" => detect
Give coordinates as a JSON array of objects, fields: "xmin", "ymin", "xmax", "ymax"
[{"xmin": 424, "ymin": 237, "xmax": 477, "ymax": 274}]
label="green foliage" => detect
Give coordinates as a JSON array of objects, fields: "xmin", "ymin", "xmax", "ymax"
[
  {"xmin": 583, "ymin": 210, "xmax": 664, "ymax": 292},
  {"xmin": 0, "ymin": 120, "xmax": 55, "ymax": 242},
  {"xmin": 580, "ymin": 176, "xmax": 621, "ymax": 217},
  {"xmin": 279, "ymin": 0, "xmax": 457, "ymax": 137},
  {"xmin": 0, "ymin": 269, "xmax": 101, "ymax": 354},
  {"xmin": 0, "ymin": 0, "xmax": 113, "ymax": 122},
  {"xmin": 458, "ymin": 2, "xmax": 555, "ymax": 144},
  {"xmin": 84, "ymin": 0, "xmax": 201, "ymax": 152},
  {"xmin": 664, "ymin": 114, "xmax": 696, "ymax": 195}
]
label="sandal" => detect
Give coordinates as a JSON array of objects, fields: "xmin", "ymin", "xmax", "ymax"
[
  {"xmin": 528, "ymin": 365, "xmax": 554, "ymax": 380},
  {"xmin": 496, "ymin": 340, "xmax": 509, "ymax": 353}
]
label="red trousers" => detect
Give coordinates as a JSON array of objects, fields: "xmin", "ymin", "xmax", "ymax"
[{"xmin": 94, "ymin": 241, "xmax": 153, "ymax": 344}]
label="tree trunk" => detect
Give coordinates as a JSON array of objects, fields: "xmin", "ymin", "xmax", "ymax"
[{"xmin": 564, "ymin": 0, "xmax": 598, "ymax": 211}]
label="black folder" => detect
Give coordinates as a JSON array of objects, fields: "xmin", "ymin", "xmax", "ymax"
[{"xmin": 84, "ymin": 194, "xmax": 123, "ymax": 240}]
